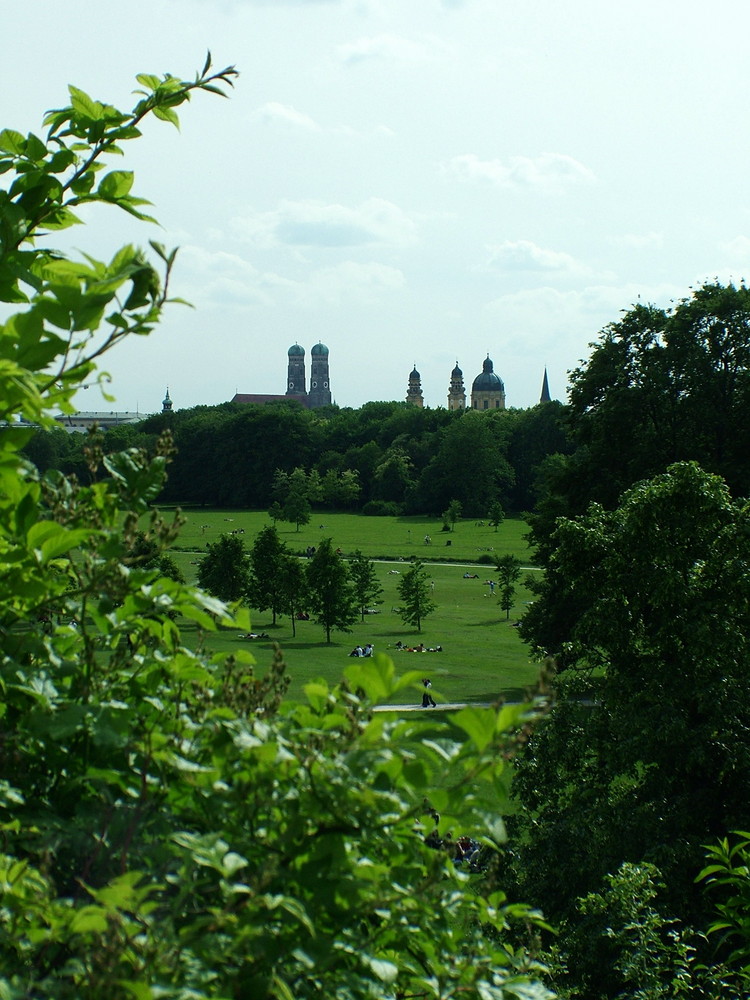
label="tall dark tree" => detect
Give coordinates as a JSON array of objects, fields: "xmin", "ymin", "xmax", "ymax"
[
  {"xmin": 197, "ymin": 533, "xmax": 250, "ymax": 603},
  {"xmin": 512, "ymin": 462, "xmax": 750, "ymax": 998},
  {"xmin": 397, "ymin": 560, "xmax": 437, "ymax": 633},
  {"xmin": 246, "ymin": 525, "xmax": 288, "ymax": 625},
  {"xmin": 306, "ymin": 538, "xmax": 358, "ymax": 643},
  {"xmin": 348, "ymin": 550, "xmax": 384, "ymax": 622}
]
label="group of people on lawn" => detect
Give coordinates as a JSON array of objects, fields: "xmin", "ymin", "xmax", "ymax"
[{"xmin": 348, "ymin": 643, "xmax": 374, "ymax": 657}]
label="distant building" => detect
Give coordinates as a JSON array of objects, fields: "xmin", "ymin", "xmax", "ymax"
[
  {"xmin": 52, "ymin": 411, "xmax": 142, "ymax": 433},
  {"xmin": 447, "ymin": 362, "xmax": 466, "ymax": 411},
  {"xmin": 540, "ymin": 367, "xmax": 551, "ymax": 403},
  {"xmin": 406, "ymin": 365, "xmax": 424, "ymax": 407},
  {"xmin": 162, "ymin": 388, "xmax": 173, "ymax": 412},
  {"xmin": 233, "ymin": 342, "xmax": 332, "ymax": 409},
  {"xmin": 470, "ymin": 356, "xmax": 505, "ymax": 410}
]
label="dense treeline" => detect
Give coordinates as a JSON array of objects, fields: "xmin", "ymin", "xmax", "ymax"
[
  {"xmin": 508, "ymin": 281, "xmax": 750, "ymax": 997},
  {"xmin": 23, "ymin": 396, "xmax": 571, "ymax": 516}
]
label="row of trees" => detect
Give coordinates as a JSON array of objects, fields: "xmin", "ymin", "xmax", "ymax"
[
  {"xmin": 23, "ymin": 391, "xmax": 570, "ymax": 517},
  {"xmin": 197, "ymin": 526, "xmax": 440, "ymax": 640}
]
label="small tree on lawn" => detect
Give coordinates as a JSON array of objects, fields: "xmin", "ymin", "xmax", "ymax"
[
  {"xmin": 494, "ymin": 553, "xmax": 522, "ymax": 620},
  {"xmin": 197, "ymin": 533, "xmax": 250, "ymax": 603},
  {"xmin": 348, "ymin": 549, "xmax": 384, "ymax": 621},
  {"xmin": 445, "ymin": 499, "xmax": 463, "ymax": 531},
  {"xmin": 488, "ymin": 500, "xmax": 505, "ymax": 532},
  {"xmin": 284, "ymin": 468, "xmax": 312, "ymax": 531},
  {"xmin": 277, "ymin": 552, "xmax": 307, "ymax": 637},
  {"xmin": 397, "ymin": 559, "xmax": 437, "ymax": 632},
  {"xmin": 247, "ymin": 524, "xmax": 287, "ymax": 625},
  {"xmin": 268, "ymin": 500, "xmax": 284, "ymax": 524},
  {"xmin": 306, "ymin": 537, "xmax": 358, "ymax": 642}
]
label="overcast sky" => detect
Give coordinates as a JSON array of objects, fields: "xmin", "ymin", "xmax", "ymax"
[{"xmin": 4, "ymin": 0, "xmax": 750, "ymax": 413}]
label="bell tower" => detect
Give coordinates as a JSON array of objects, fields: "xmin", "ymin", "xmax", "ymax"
[
  {"xmin": 286, "ymin": 344, "xmax": 306, "ymax": 396},
  {"xmin": 406, "ymin": 365, "xmax": 424, "ymax": 407},
  {"xmin": 447, "ymin": 362, "xmax": 466, "ymax": 410},
  {"xmin": 308, "ymin": 342, "xmax": 331, "ymax": 407}
]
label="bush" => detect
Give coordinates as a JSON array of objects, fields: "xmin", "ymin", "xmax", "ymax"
[{"xmin": 362, "ymin": 499, "xmax": 404, "ymax": 516}]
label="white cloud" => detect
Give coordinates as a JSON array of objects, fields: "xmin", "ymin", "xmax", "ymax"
[
  {"xmin": 614, "ymin": 232, "xmax": 665, "ymax": 251},
  {"xmin": 231, "ymin": 198, "xmax": 418, "ymax": 248},
  {"xmin": 173, "ymin": 246, "xmax": 403, "ymax": 310},
  {"xmin": 253, "ymin": 102, "xmax": 321, "ymax": 131},
  {"xmin": 299, "ymin": 260, "xmax": 405, "ymax": 304},
  {"xmin": 445, "ymin": 152, "xmax": 596, "ymax": 191},
  {"xmin": 484, "ymin": 240, "xmax": 588, "ymax": 274},
  {"xmin": 336, "ymin": 33, "xmax": 432, "ymax": 64}
]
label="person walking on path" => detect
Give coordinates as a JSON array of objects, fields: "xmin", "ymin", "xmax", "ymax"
[{"xmin": 421, "ymin": 678, "xmax": 436, "ymax": 708}]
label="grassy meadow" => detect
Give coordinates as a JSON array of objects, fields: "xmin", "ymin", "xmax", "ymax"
[{"xmin": 166, "ymin": 509, "xmax": 545, "ymax": 707}]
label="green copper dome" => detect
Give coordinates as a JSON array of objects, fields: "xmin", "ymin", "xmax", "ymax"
[
  {"xmin": 288, "ymin": 343, "xmax": 305, "ymax": 357},
  {"xmin": 471, "ymin": 355, "xmax": 504, "ymax": 392},
  {"xmin": 311, "ymin": 342, "xmax": 329, "ymax": 356}
]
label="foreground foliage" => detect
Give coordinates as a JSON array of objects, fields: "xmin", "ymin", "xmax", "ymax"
[
  {"xmin": 0, "ymin": 64, "xmax": 552, "ymax": 998},
  {"xmin": 510, "ymin": 462, "xmax": 750, "ymax": 997}
]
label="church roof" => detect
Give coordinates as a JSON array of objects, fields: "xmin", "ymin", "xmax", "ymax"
[
  {"xmin": 310, "ymin": 342, "xmax": 329, "ymax": 356},
  {"xmin": 471, "ymin": 355, "xmax": 504, "ymax": 392},
  {"xmin": 288, "ymin": 344, "xmax": 305, "ymax": 357},
  {"xmin": 410, "ymin": 366, "xmax": 421, "ymax": 380},
  {"xmin": 232, "ymin": 393, "xmax": 311, "ymax": 408}
]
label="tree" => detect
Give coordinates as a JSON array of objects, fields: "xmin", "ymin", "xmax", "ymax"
[
  {"xmin": 128, "ymin": 529, "xmax": 185, "ymax": 583},
  {"xmin": 488, "ymin": 500, "xmax": 505, "ymax": 532},
  {"xmin": 268, "ymin": 499, "xmax": 284, "ymax": 523},
  {"xmin": 197, "ymin": 532, "xmax": 250, "ymax": 603},
  {"xmin": 284, "ymin": 467, "xmax": 312, "ymax": 530},
  {"xmin": 444, "ymin": 498, "xmax": 463, "ymax": 531},
  {"xmin": 276, "ymin": 551, "xmax": 307, "ymax": 636},
  {"xmin": 511, "ymin": 461, "xmax": 750, "ymax": 997},
  {"xmin": 411, "ymin": 411, "xmax": 515, "ymax": 517},
  {"xmin": 246, "ymin": 524, "xmax": 288, "ymax": 625},
  {"xmin": 306, "ymin": 537, "xmax": 358, "ymax": 642},
  {"xmin": 397, "ymin": 560, "xmax": 437, "ymax": 632},
  {"xmin": 0, "ymin": 62, "xmax": 552, "ymax": 1000},
  {"xmin": 348, "ymin": 549, "xmax": 384, "ymax": 621},
  {"xmin": 493, "ymin": 553, "xmax": 521, "ymax": 619}
]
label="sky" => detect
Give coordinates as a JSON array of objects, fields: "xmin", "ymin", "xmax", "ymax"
[{"xmin": 4, "ymin": 0, "xmax": 750, "ymax": 414}]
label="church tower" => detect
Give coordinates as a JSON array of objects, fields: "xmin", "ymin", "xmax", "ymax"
[
  {"xmin": 406, "ymin": 365, "xmax": 424, "ymax": 407},
  {"xmin": 470, "ymin": 355, "xmax": 505, "ymax": 410},
  {"xmin": 447, "ymin": 362, "xmax": 466, "ymax": 411},
  {"xmin": 162, "ymin": 387, "xmax": 173, "ymax": 412},
  {"xmin": 540, "ymin": 367, "xmax": 551, "ymax": 403},
  {"xmin": 286, "ymin": 344, "xmax": 306, "ymax": 397},
  {"xmin": 308, "ymin": 342, "xmax": 332, "ymax": 407}
]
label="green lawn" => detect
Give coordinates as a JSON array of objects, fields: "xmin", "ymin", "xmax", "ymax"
[{"xmin": 166, "ymin": 509, "xmax": 544, "ymax": 707}]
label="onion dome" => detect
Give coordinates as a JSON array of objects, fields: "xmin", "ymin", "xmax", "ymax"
[
  {"xmin": 311, "ymin": 342, "xmax": 329, "ymax": 356},
  {"xmin": 288, "ymin": 343, "xmax": 305, "ymax": 356},
  {"xmin": 472, "ymin": 355, "xmax": 504, "ymax": 392}
]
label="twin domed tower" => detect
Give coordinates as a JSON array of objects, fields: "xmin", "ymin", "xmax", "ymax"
[
  {"xmin": 286, "ymin": 343, "xmax": 332, "ymax": 408},
  {"xmin": 407, "ymin": 356, "xmax": 508, "ymax": 410}
]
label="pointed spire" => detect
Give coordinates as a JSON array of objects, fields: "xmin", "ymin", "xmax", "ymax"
[
  {"xmin": 540, "ymin": 368, "xmax": 551, "ymax": 403},
  {"xmin": 162, "ymin": 387, "xmax": 173, "ymax": 412}
]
